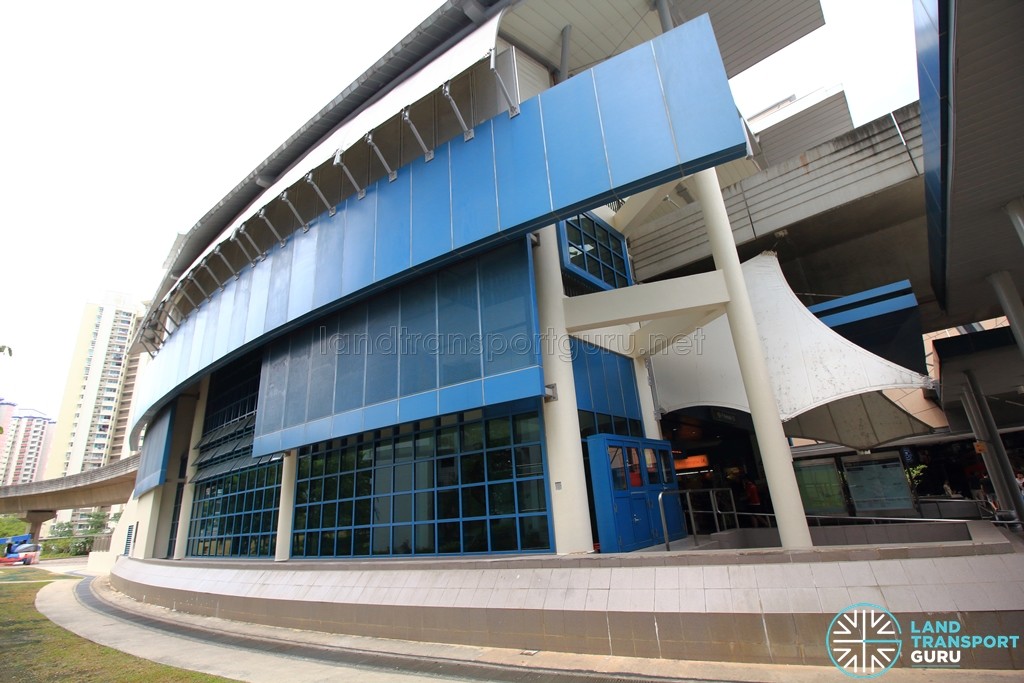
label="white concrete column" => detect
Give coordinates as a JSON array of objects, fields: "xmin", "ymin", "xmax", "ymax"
[
  {"xmin": 173, "ymin": 377, "xmax": 209, "ymax": 560},
  {"xmin": 635, "ymin": 355, "xmax": 663, "ymax": 439},
  {"xmin": 691, "ymin": 168, "xmax": 813, "ymax": 548},
  {"xmin": 962, "ymin": 371, "xmax": 1024, "ymax": 522},
  {"xmin": 988, "ymin": 271, "xmax": 1024, "ymax": 361},
  {"xmin": 535, "ymin": 225, "xmax": 595, "ymax": 554},
  {"xmin": 274, "ymin": 450, "xmax": 298, "ymax": 561},
  {"xmin": 1006, "ymin": 197, "xmax": 1024, "ymax": 247}
]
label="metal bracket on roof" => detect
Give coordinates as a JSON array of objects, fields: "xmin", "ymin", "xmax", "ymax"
[
  {"xmin": 178, "ymin": 282, "xmax": 200, "ymax": 310},
  {"xmin": 167, "ymin": 302, "xmax": 184, "ymax": 326},
  {"xmin": 333, "ymin": 149, "xmax": 366, "ymax": 199},
  {"xmin": 258, "ymin": 208, "xmax": 287, "ymax": 247},
  {"xmin": 213, "ymin": 246, "xmax": 239, "ymax": 280},
  {"xmin": 365, "ymin": 132, "xmax": 397, "ymax": 182},
  {"xmin": 305, "ymin": 172, "xmax": 336, "ymax": 216},
  {"xmin": 442, "ymin": 81, "xmax": 474, "ymax": 141},
  {"xmin": 402, "ymin": 108, "xmax": 434, "ymax": 162},
  {"xmin": 139, "ymin": 336, "xmax": 158, "ymax": 358},
  {"xmin": 188, "ymin": 273, "xmax": 211, "ymax": 302},
  {"xmin": 236, "ymin": 223, "xmax": 266, "ymax": 262},
  {"xmin": 200, "ymin": 259, "xmax": 225, "ymax": 292},
  {"xmin": 490, "ymin": 48, "xmax": 520, "ymax": 117},
  {"xmin": 153, "ymin": 314, "xmax": 175, "ymax": 340},
  {"xmin": 280, "ymin": 191, "xmax": 309, "ymax": 232}
]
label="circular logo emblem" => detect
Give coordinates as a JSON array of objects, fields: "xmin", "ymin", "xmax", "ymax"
[{"xmin": 827, "ymin": 603, "xmax": 902, "ymax": 678}]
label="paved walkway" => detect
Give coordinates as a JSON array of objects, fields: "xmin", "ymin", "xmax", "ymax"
[{"xmin": 31, "ymin": 560, "xmax": 1023, "ymax": 683}]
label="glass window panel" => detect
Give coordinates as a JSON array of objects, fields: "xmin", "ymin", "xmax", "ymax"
[
  {"xmin": 436, "ymin": 457, "xmax": 458, "ymax": 487},
  {"xmin": 341, "ymin": 446, "xmax": 357, "ymax": 471},
  {"xmin": 415, "ymin": 461, "xmax": 434, "ymax": 489},
  {"xmin": 307, "ymin": 505, "xmax": 321, "ymax": 530},
  {"xmin": 415, "ymin": 524, "xmax": 435, "ymax": 554},
  {"xmin": 659, "ymin": 450, "xmax": 675, "ymax": 484},
  {"xmin": 354, "ymin": 498, "xmax": 372, "ymax": 526},
  {"xmin": 514, "ymin": 445, "xmax": 544, "ymax": 477},
  {"xmin": 487, "ymin": 449, "xmax": 513, "ymax": 481},
  {"xmin": 608, "ymin": 446, "xmax": 627, "ymax": 490},
  {"xmin": 394, "ymin": 463, "xmax": 413, "ymax": 491},
  {"xmin": 596, "ymin": 413, "xmax": 613, "ymax": 434},
  {"xmin": 392, "ymin": 525, "xmax": 413, "ymax": 555},
  {"xmin": 628, "ymin": 419, "xmax": 643, "ymax": 437},
  {"xmin": 569, "ymin": 245, "xmax": 585, "ymax": 269},
  {"xmin": 357, "ymin": 444, "xmax": 374, "ymax": 468},
  {"xmin": 400, "ymin": 277, "xmax": 438, "ymax": 396},
  {"xmin": 337, "ymin": 500, "xmax": 353, "ymax": 527},
  {"xmin": 598, "ymin": 244, "xmax": 612, "ymax": 263},
  {"xmin": 311, "ymin": 455, "xmax": 325, "ymax": 478},
  {"xmin": 292, "ymin": 533, "xmax": 305, "ymax": 556},
  {"xmin": 394, "ymin": 435, "xmax": 414, "ymax": 462},
  {"xmin": 517, "ymin": 479, "xmax": 547, "ymax": 513},
  {"xmin": 339, "ymin": 473, "xmax": 355, "ymax": 500},
  {"xmin": 461, "ymin": 422, "xmax": 483, "ymax": 451},
  {"xmin": 353, "ymin": 528, "xmax": 371, "ymax": 555},
  {"xmin": 613, "ymin": 416, "xmax": 629, "ymax": 436},
  {"xmin": 489, "ymin": 518, "xmax": 518, "ymax": 552},
  {"xmin": 437, "ymin": 426, "xmax": 458, "ymax": 455},
  {"xmin": 578, "ymin": 411, "xmax": 597, "ymax": 438},
  {"xmin": 325, "ymin": 450, "xmax": 341, "ymax": 475},
  {"xmin": 519, "ymin": 515, "xmax": 550, "ymax": 551},
  {"xmin": 305, "ymin": 532, "xmax": 320, "ymax": 556},
  {"xmin": 626, "ymin": 447, "xmax": 643, "ymax": 487},
  {"xmin": 336, "ymin": 529, "xmax": 353, "ymax": 556},
  {"xmin": 376, "ymin": 440, "xmax": 394, "ymax": 465},
  {"xmin": 461, "ymin": 485, "xmax": 486, "ymax": 517},
  {"xmin": 393, "ymin": 493, "xmax": 412, "ymax": 523},
  {"xmin": 460, "ymin": 453, "xmax": 485, "ymax": 484},
  {"xmin": 513, "ymin": 414, "xmax": 540, "ymax": 443},
  {"xmin": 322, "ymin": 502, "xmax": 337, "ymax": 528},
  {"xmin": 486, "ymin": 418, "xmax": 511, "ymax": 448},
  {"xmin": 373, "ymin": 496, "xmax": 392, "ymax": 524},
  {"xmin": 437, "ymin": 489, "xmax": 460, "ymax": 519},
  {"xmin": 323, "ymin": 475, "xmax": 339, "ymax": 501},
  {"xmin": 295, "ymin": 506, "xmax": 308, "ymax": 531},
  {"xmin": 372, "ymin": 527, "xmax": 390, "ymax": 555},
  {"xmin": 437, "ymin": 522, "xmax": 461, "ymax": 553},
  {"xmin": 612, "ymin": 252, "xmax": 625, "ymax": 272},
  {"xmin": 586, "ymin": 255, "xmax": 602, "ymax": 277},
  {"xmin": 374, "ymin": 467, "xmax": 393, "ymax": 495},
  {"xmin": 415, "ymin": 491, "xmax": 435, "ymax": 521},
  {"xmin": 364, "ymin": 290, "xmax": 400, "ymax": 404},
  {"xmin": 596, "ymin": 225, "xmax": 611, "ymax": 247},
  {"xmin": 415, "ymin": 433, "xmax": 435, "ymax": 458},
  {"xmin": 566, "ymin": 222, "xmax": 583, "ymax": 245},
  {"xmin": 615, "ymin": 272, "xmax": 627, "ymax": 288},
  {"xmin": 488, "ymin": 482, "xmax": 515, "ymax": 516},
  {"xmin": 320, "ymin": 530, "xmax": 336, "ymax": 556},
  {"xmin": 298, "ymin": 457, "xmax": 311, "ymax": 479},
  {"xmin": 437, "ymin": 260, "xmax": 481, "ymax": 386},
  {"xmin": 462, "ymin": 520, "xmax": 488, "ymax": 552},
  {"xmin": 644, "ymin": 447, "xmax": 662, "ymax": 484}
]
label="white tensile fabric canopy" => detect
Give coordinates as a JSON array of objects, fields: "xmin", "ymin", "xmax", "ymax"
[{"xmin": 650, "ymin": 253, "xmax": 935, "ymax": 449}]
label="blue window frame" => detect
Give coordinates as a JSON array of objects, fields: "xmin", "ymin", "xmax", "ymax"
[
  {"xmin": 292, "ymin": 400, "xmax": 552, "ymax": 557},
  {"xmin": 559, "ymin": 212, "xmax": 632, "ymax": 291}
]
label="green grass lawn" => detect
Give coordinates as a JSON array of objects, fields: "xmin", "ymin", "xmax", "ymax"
[{"xmin": 0, "ymin": 567, "xmax": 236, "ymax": 682}]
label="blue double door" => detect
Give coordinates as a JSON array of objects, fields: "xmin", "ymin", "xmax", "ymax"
[{"xmin": 586, "ymin": 435, "xmax": 686, "ymax": 553}]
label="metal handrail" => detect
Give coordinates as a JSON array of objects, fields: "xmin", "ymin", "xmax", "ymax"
[{"xmin": 657, "ymin": 488, "xmax": 739, "ymax": 551}]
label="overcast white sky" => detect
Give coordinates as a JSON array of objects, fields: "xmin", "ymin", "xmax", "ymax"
[{"xmin": 0, "ymin": 0, "xmax": 918, "ymax": 419}]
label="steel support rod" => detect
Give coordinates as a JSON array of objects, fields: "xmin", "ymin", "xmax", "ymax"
[
  {"xmin": 280, "ymin": 191, "xmax": 309, "ymax": 232},
  {"xmin": 402, "ymin": 108, "xmax": 434, "ymax": 161},
  {"xmin": 365, "ymin": 132, "xmax": 397, "ymax": 181},
  {"xmin": 333, "ymin": 150, "xmax": 365, "ymax": 199},
  {"xmin": 238, "ymin": 224, "xmax": 266, "ymax": 261},
  {"xmin": 988, "ymin": 270, "xmax": 1024, "ymax": 362},
  {"xmin": 213, "ymin": 248, "xmax": 238, "ymax": 280},
  {"xmin": 490, "ymin": 48, "xmax": 520, "ymax": 116},
  {"xmin": 557, "ymin": 24, "xmax": 572, "ymax": 84},
  {"xmin": 305, "ymin": 173, "xmax": 337, "ymax": 216},
  {"xmin": 442, "ymin": 81, "xmax": 474, "ymax": 141},
  {"xmin": 963, "ymin": 370, "xmax": 1024, "ymax": 522}
]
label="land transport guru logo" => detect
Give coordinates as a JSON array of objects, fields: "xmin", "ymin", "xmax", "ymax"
[
  {"xmin": 826, "ymin": 603, "xmax": 1021, "ymax": 677},
  {"xmin": 827, "ymin": 603, "xmax": 902, "ymax": 678}
]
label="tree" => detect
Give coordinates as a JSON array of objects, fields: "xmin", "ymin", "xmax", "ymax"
[
  {"xmin": 0, "ymin": 515, "xmax": 28, "ymax": 538},
  {"xmin": 84, "ymin": 511, "xmax": 111, "ymax": 535},
  {"xmin": 48, "ymin": 521, "xmax": 75, "ymax": 538}
]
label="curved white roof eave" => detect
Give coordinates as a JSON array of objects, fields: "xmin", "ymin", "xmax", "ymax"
[
  {"xmin": 176, "ymin": 10, "xmax": 506, "ymax": 293},
  {"xmin": 651, "ymin": 253, "xmax": 936, "ymax": 450}
]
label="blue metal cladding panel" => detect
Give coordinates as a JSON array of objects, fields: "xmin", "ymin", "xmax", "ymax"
[
  {"xmin": 287, "ymin": 223, "xmax": 318, "ymax": 322},
  {"xmin": 450, "ymin": 120, "xmax": 500, "ymax": 249},
  {"xmin": 593, "ymin": 43, "xmax": 679, "ymax": 187},
  {"xmin": 479, "ymin": 247, "xmax": 536, "ymax": 376},
  {"xmin": 186, "ymin": 306, "xmax": 209, "ymax": 379},
  {"xmin": 199, "ymin": 294, "xmax": 220, "ymax": 370},
  {"xmin": 228, "ymin": 267, "xmax": 253, "ymax": 351},
  {"xmin": 312, "ymin": 210, "xmax": 346, "ymax": 309},
  {"xmin": 540, "ymin": 72, "xmax": 612, "ymax": 214},
  {"xmin": 570, "ymin": 338, "xmax": 641, "ymax": 421},
  {"xmin": 134, "ymin": 403, "xmax": 175, "ymax": 496},
  {"xmin": 437, "ymin": 259, "xmax": 482, "ymax": 386},
  {"xmin": 342, "ymin": 191, "xmax": 377, "ymax": 297},
  {"xmin": 374, "ymin": 169, "xmax": 412, "ymax": 280},
  {"xmin": 410, "ymin": 144, "xmax": 453, "ymax": 264},
  {"xmin": 493, "ymin": 97, "xmax": 553, "ymax": 231},
  {"xmin": 264, "ymin": 244, "xmax": 292, "ymax": 332},
  {"xmin": 244, "ymin": 257, "xmax": 272, "ymax": 343},
  {"xmin": 654, "ymin": 16, "xmax": 746, "ymax": 172},
  {"xmin": 134, "ymin": 15, "xmax": 744, "ymax": 435},
  {"xmin": 214, "ymin": 278, "xmax": 235, "ymax": 361},
  {"xmin": 259, "ymin": 337, "xmax": 290, "ymax": 435}
]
